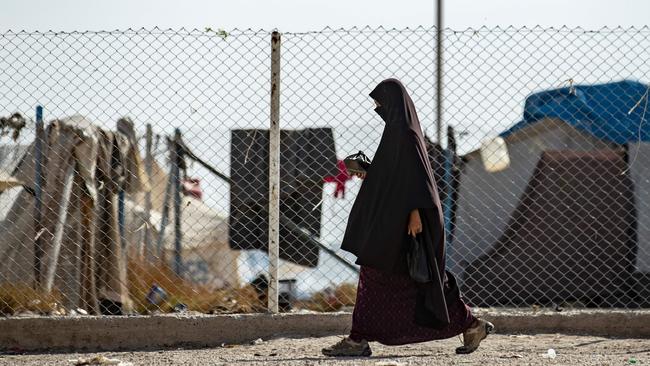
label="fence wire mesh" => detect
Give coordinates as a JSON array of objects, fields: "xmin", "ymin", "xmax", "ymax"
[{"xmin": 0, "ymin": 26, "xmax": 649, "ymax": 316}]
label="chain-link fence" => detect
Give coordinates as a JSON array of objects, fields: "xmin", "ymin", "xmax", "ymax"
[{"xmin": 0, "ymin": 26, "xmax": 649, "ymax": 316}]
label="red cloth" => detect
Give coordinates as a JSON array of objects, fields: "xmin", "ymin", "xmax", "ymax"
[
  {"xmin": 323, "ymin": 160, "xmax": 351, "ymax": 198},
  {"xmin": 349, "ymin": 266, "xmax": 475, "ymax": 345}
]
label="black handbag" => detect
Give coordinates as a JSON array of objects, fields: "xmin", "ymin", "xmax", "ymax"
[
  {"xmin": 407, "ymin": 235, "xmax": 432, "ymax": 283},
  {"xmin": 343, "ymin": 151, "xmax": 371, "ymax": 174}
]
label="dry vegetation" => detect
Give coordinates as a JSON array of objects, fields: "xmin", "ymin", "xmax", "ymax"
[
  {"xmin": 298, "ymin": 283, "xmax": 357, "ymax": 312},
  {"xmin": 0, "ymin": 284, "xmax": 62, "ymax": 315},
  {"xmin": 1, "ymin": 258, "xmax": 357, "ymax": 315},
  {"xmin": 127, "ymin": 258, "xmax": 263, "ymax": 314}
]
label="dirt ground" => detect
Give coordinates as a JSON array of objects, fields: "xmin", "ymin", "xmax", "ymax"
[{"xmin": 1, "ymin": 333, "xmax": 649, "ymax": 365}]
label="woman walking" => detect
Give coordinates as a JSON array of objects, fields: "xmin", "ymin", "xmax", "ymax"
[{"xmin": 322, "ymin": 79, "xmax": 493, "ymax": 357}]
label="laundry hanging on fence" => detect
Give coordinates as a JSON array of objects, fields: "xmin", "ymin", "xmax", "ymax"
[
  {"xmin": 323, "ymin": 160, "xmax": 351, "ymax": 198},
  {"xmin": 229, "ymin": 128, "xmax": 337, "ymax": 268},
  {"xmin": 182, "ymin": 178, "xmax": 203, "ymax": 200}
]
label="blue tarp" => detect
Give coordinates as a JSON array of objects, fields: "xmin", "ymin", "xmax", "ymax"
[{"xmin": 501, "ymin": 80, "xmax": 650, "ymax": 144}]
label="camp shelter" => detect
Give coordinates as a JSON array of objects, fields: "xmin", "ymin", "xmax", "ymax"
[
  {"xmin": 451, "ymin": 80, "xmax": 650, "ymax": 307},
  {"xmin": 126, "ymin": 157, "xmax": 240, "ymax": 290},
  {"xmin": 0, "ymin": 115, "xmax": 147, "ymax": 314}
]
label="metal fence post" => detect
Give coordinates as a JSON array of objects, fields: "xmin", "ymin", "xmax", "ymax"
[
  {"xmin": 33, "ymin": 105, "xmax": 45, "ymax": 287},
  {"xmin": 435, "ymin": 0, "xmax": 443, "ymax": 143},
  {"xmin": 172, "ymin": 129, "xmax": 183, "ymax": 276},
  {"xmin": 268, "ymin": 30, "xmax": 281, "ymax": 313},
  {"xmin": 443, "ymin": 125, "xmax": 456, "ymax": 252}
]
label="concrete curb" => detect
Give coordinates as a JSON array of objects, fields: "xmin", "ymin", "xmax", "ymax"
[
  {"xmin": 2, "ymin": 309, "xmax": 649, "ymax": 352},
  {"xmin": 474, "ymin": 308, "xmax": 650, "ymax": 338},
  {"xmin": 0, "ymin": 313, "xmax": 352, "ymax": 352}
]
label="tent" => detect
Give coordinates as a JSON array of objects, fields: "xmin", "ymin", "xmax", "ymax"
[
  {"xmin": 0, "ymin": 116, "xmax": 148, "ymax": 313},
  {"xmin": 126, "ymin": 158, "xmax": 240, "ymax": 290},
  {"xmin": 451, "ymin": 80, "xmax": 650, "ymax": 307},
  {"xmin": 0, "ymin": 116, "xmax": 240, "ymax": 314}
]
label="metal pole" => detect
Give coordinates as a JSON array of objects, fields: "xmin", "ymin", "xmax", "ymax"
[
  {"xmin": 172, "ymin": 129, "xmax": 183, "ymax": 276},
  {"xmin": 33, "ymin": 105, "xmax": 45, "ymax": 287},
  {"xmin": 268, "ymin": 31, "xmax": 281, "ymax": 313},
  {"xmin": 144, "ymin": 124, "xmax": 153, "ymax": 260},
  {"xmin": 178, "ymin": 139, "xmax": 231, "ymax": 183},
  {"xmin": 435, "ymin": 0, "xmax": 443, "ymax": 144},
  {"xmin": 443, "ymin": 126, "xmax": 455, "ymax": 241}
]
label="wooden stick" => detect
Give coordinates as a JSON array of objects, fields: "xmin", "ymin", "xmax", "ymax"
[{"xmin": 43, "ymin": 162, "xmax": 75, "ymax": 293}]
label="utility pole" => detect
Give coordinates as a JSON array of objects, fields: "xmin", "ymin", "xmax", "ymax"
[{"xmin": 436, "ymin": 0, "xmax": 443, "ymax": 144}]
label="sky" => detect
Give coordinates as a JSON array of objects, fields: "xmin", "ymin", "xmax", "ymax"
[{"xmin": 0, "ymin": 0, "xmax": 649, "ymax": 32}]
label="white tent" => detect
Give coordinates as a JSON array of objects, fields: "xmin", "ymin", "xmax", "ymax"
[{"xmin": 126, "ymin": 159, "xmax": 240, "ymax": 289}]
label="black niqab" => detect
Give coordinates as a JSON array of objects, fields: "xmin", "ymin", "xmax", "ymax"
[{"xmin": 341, "ymin": 78, "xmax": 451, "ymax": 325}]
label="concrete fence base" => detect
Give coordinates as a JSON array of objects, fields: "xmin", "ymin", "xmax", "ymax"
[{"xmin": 2, "ymin": 309, "xmax": 649, "ymax": 352}]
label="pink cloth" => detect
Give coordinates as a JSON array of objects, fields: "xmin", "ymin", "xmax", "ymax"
[
  {"xmin": 182, "ymin": 178, "xmax": 203, "ymax": 200},
  {"xmin": 349, "ymin": 266, "xmax": 475, "ymax": 345}
]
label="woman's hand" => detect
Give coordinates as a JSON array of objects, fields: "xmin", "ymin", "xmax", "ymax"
[
  {"xmin": 352, "ymin": 172, "xmax": 367, "ymax": 179},
  {"xmin": 407, "ymin": 209, "xmax": 422, "ymax": 237}
]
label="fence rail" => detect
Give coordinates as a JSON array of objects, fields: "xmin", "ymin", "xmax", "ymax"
[{"xmin": 0, "ymin": 26, "xmax": 649, "ymax": 316}]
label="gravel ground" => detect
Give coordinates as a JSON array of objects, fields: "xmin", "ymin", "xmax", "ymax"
[{"xmin": 1, "ymin": 333, "xmax": 649, "ymax": 365}]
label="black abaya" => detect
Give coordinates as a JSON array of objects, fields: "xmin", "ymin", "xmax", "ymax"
[{"xmin": 341, "ymin": 78, "xmax": 453, "ymax": 326}]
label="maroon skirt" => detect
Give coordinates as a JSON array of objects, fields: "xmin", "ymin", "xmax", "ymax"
[{"xmin": 349, "ymin": 266, "xmax": 475, "ymax": 345}]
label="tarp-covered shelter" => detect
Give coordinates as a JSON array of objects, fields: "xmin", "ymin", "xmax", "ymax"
[
  {"xmin": 452, "ymin": 80, "xmax": 650, "ymax": 306},
  {"xmin": 0, "ymin": 116, "xmax": 148, "ymax": 314},
  {"xmin": 1, "ymin": 116, "xmax": 245, "ymax": 314}
]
